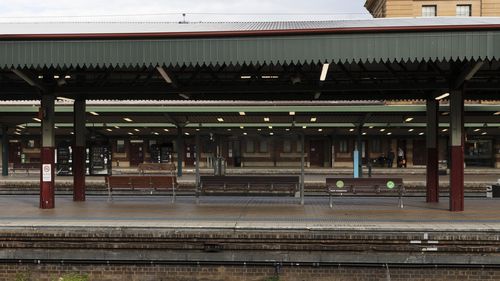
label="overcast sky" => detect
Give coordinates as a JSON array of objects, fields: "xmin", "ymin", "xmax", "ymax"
[{"xmin": 0, "ymin": 0, "xmax": 371, "ymax": 22}]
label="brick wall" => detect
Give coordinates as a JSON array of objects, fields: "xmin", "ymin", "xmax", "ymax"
[{"xmin": 2, "ymin": 264, "xmax": 500, "ymax": 281}]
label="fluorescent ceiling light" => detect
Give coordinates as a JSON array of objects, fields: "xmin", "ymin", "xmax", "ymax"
[
  {"xmin": 154, "ymin": 132, "xmax": 160, "ymax": 135},
  {"xmin": 442, "ymin": 129, "xmax": 448, "ymax": 132},
  {"xmin": 164, "ymin": 129, "xmax": 169, "ymax": 132},
  {"xmin": 156, "ymin": 66, "xmax": 172, "ymax": 84},
  {"xmin": 240, "ymin": 75, "xmax": 252, "ymax": 79},
  {"xmin": 70, "ymin": 132, "xmax": 74, "ymax": 135},
  {"xmin": 14, "ymin": 132, "xmax": 21, "ymax": 135},
  {"xmin": 106, "ymin": 129, "xmax": 112, "ymax": 132},
  {"xmin": 268, "ymin": 126, "xmax": 273, "ymax": 129},
  {"xmin": 243, "ymin": 132, "xmax": 248, "ymax": 135},
  {"xmin": 179, "ymin": 93, "xmax": 190, "ymax": 100},
  {"xmin": 89, "ymin": 112, "xmax": 99, "ymax": 116},
  {"xmin": 258, "ymin": 129, "xmax": 262, "ymax": 131},
  {"xmin": 64, "ymin": 75, "xmax": 71, "ymax": 79},
  {"xmin": 269, "ymin": 132, "xmax": 274, "ymax": 135},
  {"xmin": 217, "ymin": 117, "xmax": 224, "ymax": 122},
  {"xmin": 32, "ymin": 118, "xmax": 41, "ymax": 122},
  {"xmin": 196, "ymin": 128, "xmax": 200, "ymax": 131},
  {"xmin": 239, "ymin": 112, "xmax": 246, "ymax": 116},
  {"xmin": 302, "ymin": 126, "xmax": 307, "ymax": 129},
  {"xmin": 408, "ymin": 129, "xmax": 414, "ymax": 132},
  {"xmin": 318, "ymin": 129, "xmax": 323, "ymax": 132},
  {"xmin": 285, "ymin": 128, "xmax": 290, "ymax": 131},
  {"xmin": 114, "ymin": 126, "xmax": 120, "ymax": 129},
  {"xmin": 262, "ymin": 75, "xmax": 279, "ymax": 79},
  {"xmin": 185, "ymin": 132, "xmax": 190, "ymax": 136},
  {"xmin": 494, "ymin": 112, "xmax": 500, "ymax": 116},
  {"xmin": 369, "ymin": 126, "xmax": 374, "ymax": 129},
  {"xmin": 123, "ymin": 118, "xmax": 133, "ymax": 122},
  {"xmin": 289, "ymin": 111, "xmax": 295, "ymax": 116},
  {"xmin": 240, "ymin": 126, "xmax": 244, "ymax": 129},
  {"xmin": 53, "ymin": 75, "xmax": 60, "ymax": 79},
  {"xmin": 264, "ymin": 117, "xmax": 270, "ymax": 122},
  {"xmin": 128, "ymin": 132, "xmax": 133, "ymax": 135},
  {"xmin": 435, "ymin": 93, "xmax": 450, "ymax": 100},
  {"xmin": 405, "ymin": 117, "xmax": 414, "ymax": 122},
  {"xmin": 419, "ymin": 132, "xmax": 424, "ymax": 136},
  {"xmin": 482, "ymin": 132, "xmax": 487, "ymax": 135},
  {"xmin": 57, "ymin": 97, "xmax": 74, "ymax": 102},
  {"xmin": 320, "ymin": 63, "xmax": 330, "ymax": 81},
  {"xmin": 362, "ymin": 132, "xmax": 367, "ymax": 135},
  {"xmin": 349, "ymin": 128, "xmax": 355, "ymax": 132},
  {"xmin": 474, "ymin": 128, "xmax": 481, "ymax": 132},
  {"xmin": 380, "ymin": 129, "xmax": 386, "ymax": 132},
  {"xmin": 227, "ymin": 129, "xmax": 232, "ymax": 131},
  {"xmin": 310, "ymin": 117, "xmax": 317, "ymax": 122},
  {"xmin": 16, "ymin": 124, "xmax": 25, "ymax": 129},
  {"xmin": 387, "ymin": 132, "xmax": 392, "ymax": 135},
  {"xmin": 134, "ymin": 129, "xmax": 140, "ymax": 132}
]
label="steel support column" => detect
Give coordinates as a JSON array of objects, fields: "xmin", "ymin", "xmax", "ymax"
[
  {"xmin": 300, "ymin": 134, "xmax": 305, "ymax": 205},
  {"xmin": 176, "ymin": 127, "xmax": 183, "ymax": 177},
  {"xmin": 356, "ymin": 126, "xmax": 363, "ymax": 178},
  {"xmin": 426, "ymin": 98, "xmax": 439, "ymax": 203},
  {"xmin": 195, "ymin": 133, "xmax": 201, "ymax": 192},
  {"xmin": 1, "ymin": 126, "xmax": 8, "ymax": 176},
  {"xmin": 449, "ymin": 90, "xmax": 465, "ymax": 212},
  {"xmin": 40, "ymin": 93, "xmax": 55, "ymax": 209},
  {"xmin": 73, "ymin": 99, "xmax": 86, "ymax": 201}
]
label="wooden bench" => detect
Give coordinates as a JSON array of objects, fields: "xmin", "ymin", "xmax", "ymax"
[
  {"xmin": 10, "ymin": 163, "xmax": 41, "ymax": 175},
  {"xmin": 325, "ymin": 177, "xmax": 404, "ymax": 208},
  {"xmin": 138, "ymin": 163, "xmax": 176, "ymax": 175},
  {"xmin": 106, "ymin": 175, "xmax": 177, "ymax": 202},
  {"xmin": 197, "ymin": 175, "xmax": 300, "ymax": 203}
]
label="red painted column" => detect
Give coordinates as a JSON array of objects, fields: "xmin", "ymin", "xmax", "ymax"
[
  {"xmin": 449, "ymin": 90, "xmax": 465, "ymax": 212},
  {"xmin": 40, "ymin": 94, "xmax": 55, "ymax": 209},
  {"xmin": 426, "ymin": 99, "xmax": 439, "ymax": 203},
  {"xmin": 73, "ymin": 99, "xmax": 86, "ymax": 201}
]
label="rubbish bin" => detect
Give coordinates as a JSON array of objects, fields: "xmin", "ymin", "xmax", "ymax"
[
  {"xmin": 214, "ymin": 157, "xmax": 226, "ymax": 176},
  {"xmin": 492, "ymin": 184, "xmax": 500, "ymax": 198}
]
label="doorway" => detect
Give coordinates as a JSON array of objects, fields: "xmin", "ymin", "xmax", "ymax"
[
  {"xmin": 309, "ymin": 140, "xmax": 325, "ymax": 167},
  {"xmin": 129, "ymin": 141, "xmax": 144, "ymax": 166}
]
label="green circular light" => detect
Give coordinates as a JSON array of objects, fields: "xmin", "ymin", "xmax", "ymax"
[
  {"xmin": 336, "ymin": 180, "xmax": 345, "ymax": 188},
  {"xmin": 387, "ymin": 181, "xmax": 395, "ymax": 189}
]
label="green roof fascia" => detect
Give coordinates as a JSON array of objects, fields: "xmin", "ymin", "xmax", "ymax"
[
  {"xmin": 1, "ymin": 104, "xmax": 499, "ymax": 113},
  {"xmin": 1, "ymin": 30, "xmax": 498, "ymax": 68}
]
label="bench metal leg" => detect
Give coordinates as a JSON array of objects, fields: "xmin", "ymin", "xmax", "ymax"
[
  {"xmin": 107, "ymin": 186, "xmax": 112, "ymax": 202},
  {"xmin": 196, "ymin": 183, "xmax": 201, "ymax": 205},
  {"xmin": 329, "ymin": 193, "xmax": 333, "ymax": 208}
]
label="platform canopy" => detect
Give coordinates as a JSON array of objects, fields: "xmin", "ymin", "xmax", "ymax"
[{"xmin": 1, "ymin": 17, "xmax": 500, "ymax": 100}]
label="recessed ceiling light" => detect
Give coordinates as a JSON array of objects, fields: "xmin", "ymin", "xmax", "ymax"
[
  {"xmin": 240, "ymin": 75, "xmax": 252, "ymax": 79},
  {"xmin": 285, "ymin": 128, "xmax": 290, "ymax": 131},
  {"xmin": 268, "ymin": 126, "xmax": 273, "ymax": 129},
  {"xmin": 239, "ymin": 112, "xmax": 246, "ymax": 116},
  {"xmin": 243, "ymin": 132, "xmax": 248, "ymax": 135},
  {"xmin": 362, "ymin": 132, "xmax": 367, "ymax": 135},
  {"xmin": 57, "ymin": 97, "xmax": 74, "ymax": 102},
  {"xmin": 53, "ymin": 75, "xmax": 60, "ymax": 79},
  {"xmin": 128, "ymin": 132, "xmax": 133, "ymax": 135},
  {"xmin": 32, "ymin": 118, "xmax": 41, "ymax": 122},
  {"xmin": 442, "ymin": 128, "xmax": 448, "ymax": 132},
  {"xmin": 441, "ymin": 112, "xmax": 450, "ymax": 116},
  {"xmin": 310, "ymin": 117, "xmax": 317, "ymax": 122},
  {"xmin": 217, "ymin": 117, "xmax": 224, "ymax": 122},
  {"xmin": 114, "ymin": 126, "xmax": 120, "ymax": 129},
  {"xmin": 64, "ymin": 75, "xmax": 71, "ymax": 79},
  {"xmin": 106, "ymin": 129, "xmax": 113, "ymax": 132},
  {"xmin": 89, "ymin": 111, "xmax": 99, "ymax": 116},
  {"xmin": 264, "ymin": 117, "xmax": 270, "ymax": 122},
  {"xmin": 419, "ymin": 132, "xmax": 425, "ymax": 136},
  {"xmin": 494, "ymin": 111, "xmax": 500, "ymax": 116},
  {"xmin": 227, "ymin": 129, "xmax": 232, "ymax": 131},
  {"xmin": 387, "ymin": 132, "xmax": 392, "ymax": 135},
  {"xmin": 134, "ymin": 129, "xmax": 140, "ymax": 132},
  {"xmin": 240, "ymin": 126, "xmax": 244, "ymax": 129},
  {"xmin": 318, "ymin": 129, "xmax": 323, "ymax": 132},
  {"xmin": 289, "ymin": 112, "xmax": 295, "ymax": 116},
  {"xmin": 258, "ymin": 129, "xmax": 262, "ymax": 131},
  {"xmin": 474, "ymin": 128, "xmax": 481, "ymax": 132},
  {"xmin": 408, "ymin": 129, "xmax": 414, "ymax": 132},
  {"xmin": 185, "ymin": 132, "xmax": 190, "ymax": 136},
  {"xmin": 123, "ymin": 118, "xmax": 133, "ymax": 122},
  {"xmin": 302, "ymin": 126, "xmax": 307, "ymax": 129},
  {"xmin": 261, "ymin": 75, "xmax": 279, "ymax": 79},
  {"xmin": 164, "ymin": 129, "xmax": 169, "ymax": 132},
  {"xmin": 153, "ymin": 132, "xmax": 159, "ymax": 135},
  {"xmin": 482, "ymin": 132, "xmax": 487, "ymax": 135},
  {"xmin": 369, "ymin": 126, "xmax": 374, "ymax": 129},
  {"xmin": 16, "ymin": 124, "xmax": 25, "ymax": 129},
  {"xmin": 14, "ymin": 132, "xmax": 21, "ymax": 135},
  {"xmin": 70, "ymin": 132, "xmax": 74, "ymax": 135},
  {"xmin": 38, "ymin": 75, "xmax": 43, "ymax": 79},
  {"xmin": 405, "ymin": 117, "xmax": 414, "ymax": 122},
  {"xmin": 380, "ymin": 129, "xmax": 386, "ymax": 132},
  {"xmin": 269, "ymin": 132, "xmax": 274, "ymax": 135},
  {"xmin": 349, "ymin": 128, "xmax": 355, "ymax": 132}
]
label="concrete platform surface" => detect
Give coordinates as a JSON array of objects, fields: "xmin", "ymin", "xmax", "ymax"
[{"xmin": 1, "ymin": 195, "xmax": 500, "ymax": 232}]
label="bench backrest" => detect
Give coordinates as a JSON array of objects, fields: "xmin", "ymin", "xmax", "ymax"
[
  {"xmin": 138, "ymin": 163, "xmax": 176, "ymax": 172},
  {"xmin": 326, "ymin": 177, "xmax": 403, "ymax": 191},
  {"xmin": 107, "ymin": 175, "xmax": 176, "ymax": 189},
  {"xmin": 200, "ymin": 176, "xmax": 299, "ymax": 185}
]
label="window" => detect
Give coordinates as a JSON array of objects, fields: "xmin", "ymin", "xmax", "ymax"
[
  {"xmin": 422, "ymin": 5, "xmax": 437, "ymax": 17},
  {"xmin": 339, "ymin": 140, "xmax": 348, "ymax": 153},
  {"xmin": 371, "ymin": 138, "xmax": 381, "ymax": 153},
  {"xmin": 259, "ymin": 139, "xmax": 268, "ymax": 153},
  {"xmin": 283, "ymin": 139, "xmax": 292, "ymax": 153},
  {"xmin": 246, "ymin": 139, "xmax": 254, "ymax": 153},
  {"xmin": 116, "ymin": 140, "xmax": 125, "ymax": 153},
  {"xmin": 456, "ymin": 5, "xmax": 471, "ymax": 17}
]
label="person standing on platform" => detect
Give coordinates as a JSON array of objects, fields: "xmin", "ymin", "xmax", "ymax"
[
  {"xmin": 387, "ymin": 149, "xmax": 395, "ymax": 168},
  {"xmin": 397, "ymin": 147, "xmax": 405, "ymax": 168}
]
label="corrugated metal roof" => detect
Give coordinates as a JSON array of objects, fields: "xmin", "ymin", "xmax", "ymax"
[{"xmin": 1, "ymin": 17, "xmax": 500, "ymax": 35}]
